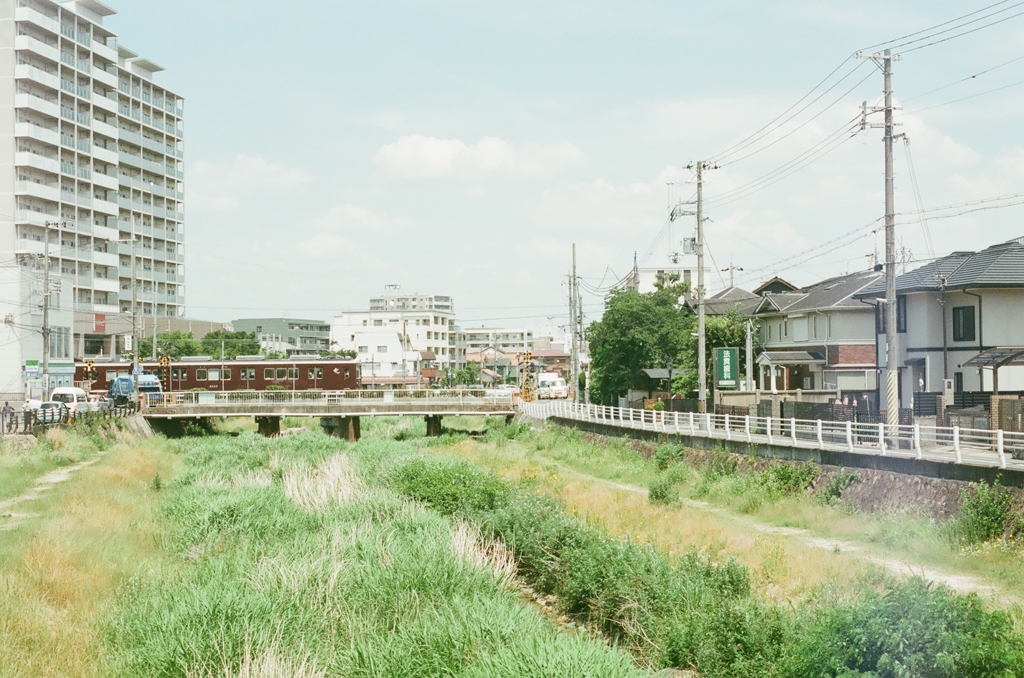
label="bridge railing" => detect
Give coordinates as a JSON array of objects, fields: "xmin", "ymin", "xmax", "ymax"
[
  {"xmin": 141, "ymin": 389, "xmax": 514, "ymax": 409},
  {"xmin": 520, "ymin": 401, "xmax": 1024, "ymax": 471}
]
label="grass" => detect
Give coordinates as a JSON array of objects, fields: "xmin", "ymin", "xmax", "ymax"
[
  {"xmin": 105, "ymin": 432, "xmax": 646, "ymax": 677},
  {"xmin": 0, "ymin": 428, "xmax": 109, "ymax": 505},
  {"xmin": 0, "ymin": 433, "xmax": 182, "ymax": 678},
  {"xmin": 434, "ymin": 423, "xmax": 1024, "ymax": 607}
]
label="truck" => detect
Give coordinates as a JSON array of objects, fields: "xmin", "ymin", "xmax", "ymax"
[
  {"xmin": 109, "ymin": 375, "xmax": 164, "ymax": 406},
  {"xmin": 536, "ymin": 372, "xmax": 569, "ymax": 400}
]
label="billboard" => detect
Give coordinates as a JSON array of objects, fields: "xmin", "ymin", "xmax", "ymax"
[{"xmin": 715, "ymin": 347, "xmax": 740, "ymax": 390}]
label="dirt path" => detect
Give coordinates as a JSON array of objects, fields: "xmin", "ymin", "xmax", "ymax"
[
  {"xmin": 559, "ymin": 465, "xmax": 999, "ymax": 598},
  {"xmin": 0, "ymin": 457, "xmax": 102, "ymax": 531}
]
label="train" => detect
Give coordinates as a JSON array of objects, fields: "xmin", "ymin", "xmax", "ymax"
[{"xmin": 75, "ymin": 356, "xmax": 361, "ymax": 393}]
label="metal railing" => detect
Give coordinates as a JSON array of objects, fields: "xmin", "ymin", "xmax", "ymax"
[
  {"xmin": 141, "ymin": 389, "xmax": 515, "ymax": 410},
  {"xmin": 521, "ymin": 401, "xmax": 1024, "ymax": 471}
]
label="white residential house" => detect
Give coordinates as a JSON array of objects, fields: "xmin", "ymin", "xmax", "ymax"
[
  {"xmin": 856, "ymin": 236, "xmax": 1024, "ymax": 406},
  {"xmin": 752, "ymin": 270, "xmax": 882, "ymax": 399}
]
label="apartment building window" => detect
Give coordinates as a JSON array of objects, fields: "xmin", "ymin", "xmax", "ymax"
[
  {"xmin": 953, "ymin": 306, "xmax": 976, "ymax": 342},
  {"xmin": 374, "ymin": 319, "xmax": 383, "ymax": 326},
  {"xmin": 358, "ymin": 346, "xmax": 368, "ymax": 353},
  {"xmin": 377, "ymin": 346, "xmax": 388, "ymax": 353}
]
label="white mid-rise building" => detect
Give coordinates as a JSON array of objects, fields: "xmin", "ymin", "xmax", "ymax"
[
  {"xmin": 2, "ymin": 0, "xmax": 185, "ymax": 371},
  {"xmin": 331, "ymin": 287, "xmax": 466, "ymax": 386},
  {"xmin": 463, "ymin": 327, "xmax": 534, "ymax": 355}
]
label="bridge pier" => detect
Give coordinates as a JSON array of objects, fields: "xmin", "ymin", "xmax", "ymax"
[
  {"xmin": 255, "ymin": 416, "xmax": 282, "ymax": 438},
  {"xmin": 321, "ymin": 416, "xmax": 361, "ymax": 442},
  {"xmin": 425, "ymin": 415, "xmax": 443, "ymax": 437}
]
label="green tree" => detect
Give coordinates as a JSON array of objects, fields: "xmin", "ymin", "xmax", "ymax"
[
  {"xmin": 454, "ymin": 361, "xmax": 481, "ymax": 385},
  {"xmin": 138, "ymin": 330, "xmax": 202, "ymax": 360},
  {"xmin": 320, "ymin": 349, "xmax": 357, "ymax": 359},
  {"xmin": 672, "ymin": 311, "xmax": 753, "ymax": 396},
  {"xmin": 586, "ymin": 283, "xmax": 692, "ymax": 404},
  {"xmin": 199, "ymin": 330, "xmax": 261, "ymax": 359}
]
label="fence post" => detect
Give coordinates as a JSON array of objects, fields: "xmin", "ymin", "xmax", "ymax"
[
  {"xmin": 914, "ymin": 423, "xmax": 922, "ymax": 460},
  {"xmin": 878, "ymin": 422, "xmax": 886, "ymax": 455},
  {"xmin": 998, "ymin": 429, "xmax": 1007, "ymax": 469},
  {"xmin": 705, "ymin": 413, "xmax": 712, "ymax": 437},
  {"xmin": 689, "ymin": 412, "xmax": 695, "ymax": 435},
  {"xmin": 817, "ymin": 420, "xmax": 823, "ymax": 450},
  {"xmin": 724, "ymin": 414, "xmax": 731, "ymax": 441},
  {"xmin": 767, "ymin": 417, "xmax": 773, "ymax": 445},
  {"xmin": 953, "ymin": 426, "xmax": 962, "ymax": 464},
  {"xmin": 846, "ymin": 421, "xmax": 853, "ymax": 453},
  {"xmin": 790, "ymin": 418, "xmax": 797, "ymax": 446},
  {"xmin": 675, "ymin": 411, "xmax": 680, "ymax": 434},
  {"xmin": 745, "ymin": 415, "xmax": 752, "ymax": 443}
]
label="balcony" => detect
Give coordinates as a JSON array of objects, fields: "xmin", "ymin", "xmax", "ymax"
[
  {"xmin": 93, "ymin": 94, "xmax": 117, "ymax": 114},
  {"xmin": 93, "ymin": 67, "xmax": 117, "ymax": 88},
  {"xmin": 94, "ymin": 198, "xmax": 118, "ymax": 216},
  {"xmin": 15, "ymin": 209, "xmax": 57, "ymax": 226},
  {"xmin": 15, "ymin": 6, "xmax": 60, "ymax": 36},
  {"xmin": 93, "ymin": 119, "xmax": 118, "ymax": 140},
  {"xmin": 142, "ymin": 157, "xmax": 163, "ymax": 174},
  {"xmin": 16, "ymin": 92, "xmax": 59, "ymax": 118},
  {"xmin": 93, "ymin": 277, "xmax": 119, "ymax": 293},
  {"xmin": 16, "ymin": 181, "xmax": 59, "ymax": 202},
  {"xmin": 15, "ymin": 35, "xmax": 59, "ymax": 64},
  {"xmin": 92, "ymin": 145, "xmax": 118, "ymax": 165},
  {"xmin": 15, "ymin": 151, "xmax": 59, "ymax": 174},
  {"xmin": 15, "ymin": 63, "xmax": 59, "ymax": 90},
  {"xmin": 94, "ymin": 224, "xmax": 118, "ymax": 242},
  {"xmin": 119, "ymin": 128, "xmax": 141, "ymax": 146},
  {"xmin": 60, "ymin": 51, "xmax": 74, "ymax": 68},
  {"xmin": 117, "ymin": 151, "xmax": 141, "ymax": 169},
  {"xmin": 15, "ymin": 122, "xmax": 59, "ymax": 147},
  {"xmin": 141, "ymin": 136, "xmax": 164, "ymax": 154},
  {"xmin": 93, "ymin": 40, "xmax": 117, "ymax": 63}
]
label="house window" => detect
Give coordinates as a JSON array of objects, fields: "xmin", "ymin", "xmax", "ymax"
[
  {"xmin": 876, "ymin": 303, "xmax": 886, "ymax": 335},
  {"xmin": 813, "ymin": 315, "xmax": 818, "ymax": 338},
  {"xmin": 768, "ymin": 324, "xmax": 772, "ymax": 341},
  {"xmin": 897, "ymin": 296, "xmax": 907, "ymax": 333},
  {"xmin": 827, "ymin": 313, "xmax": 833, "ymax": 339},
  {"xmin": 264, "ymin": 368, "xmax": 274, "ymax": 379},
  {"xmin": 953, "ymin": 306, "xmax": 976, "ymax": 342},
  {"xmin": 196, "ymin": 369, "xmax": 207, "ymax": 381}
]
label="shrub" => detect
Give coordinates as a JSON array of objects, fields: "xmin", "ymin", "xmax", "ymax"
[
  {"xmin": 653, "ymin": 400, "xmax": 666, "ymax": 411},
  {"xmin": 947, "ymin": 479, "xmax": 1017, "ymax": 546},
  {"xmin": 758, "ymin": 461, "xmax": 817, "ymax": 500},
  {"xmin": 819, "ymin": 469, "xmax": 859, "ymax": 505},
  {"xmin": 648, "ymin": 474, "xmax": 679, "ymax": 505},
  {"xmin": 654, "ymin": 443, "xmax": 684, "ymax": 470},
  {"xmin": 264, "ymin": 385, "xmax": 286, "ymax": 391},
  {"xmin": 388, "ymin": 457, "xmax": 513, "ymax": 515}
]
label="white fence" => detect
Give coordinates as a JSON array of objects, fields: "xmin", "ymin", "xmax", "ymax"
[
  {"xmin": 142, "ymin": 389, "xmax": 515, "ymax": 410},
  {"xmin": 521, "ymin": 401, "xmax": 1024, "ymax": 471}
]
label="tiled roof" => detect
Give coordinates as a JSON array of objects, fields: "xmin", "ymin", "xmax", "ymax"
[
  {"xmin": 858, "ymin": 237, "xmax": 1024, "ymax": 296},
  {"xmin": 756, "ymin": 270, "xmax": 882, "ymax": 315}
]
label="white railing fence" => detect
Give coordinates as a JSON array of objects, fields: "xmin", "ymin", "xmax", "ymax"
[{"xmin": 520, "ymin": 401, "xmax": 1024, "ymax": 471}]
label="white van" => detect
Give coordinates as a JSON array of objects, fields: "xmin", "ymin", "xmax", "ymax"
[{"xmin": 49, "ymin": 387, "xmax": 92, "ymax": 415}]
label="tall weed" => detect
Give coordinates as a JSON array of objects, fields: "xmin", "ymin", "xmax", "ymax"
[{"xmin": 946, "ymin": 479, "xmax": 1018, "ymax": 547}]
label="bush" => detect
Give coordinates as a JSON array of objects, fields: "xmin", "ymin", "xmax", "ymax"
[
  {"xmin": 947, "ymin": 479, "xmax": 1017, "ymax": 546},
  {"xmin": 648, "ymin": 474, "xmax": 679, "ymax": 505},
  {"xmin": 819, "ymin": 469, "xmax": 859, "ymax": 505},
  {"xmin": 389, "ymin": 457, "xmax": 513, "ymax": 515},
  {"xmin": 264, "ymin": 384, "xmax": 286, "ymax": 391},
  {"xmin": 654, "ymin": 443, "xmax": 684, "ymax": 470},
  {"xmin": 758, "ymin": 461, "xmax": 817, "ymax": 500}
]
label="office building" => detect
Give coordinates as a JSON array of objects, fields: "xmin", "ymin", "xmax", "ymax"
[{"xmin": 232, "ymin": 318, "xmax": 331, "ymax": 356}]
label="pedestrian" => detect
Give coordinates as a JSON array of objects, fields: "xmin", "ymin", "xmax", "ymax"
[{"xmin": 2, "ymin": 401, "xmax": 14, "ymax": 433}]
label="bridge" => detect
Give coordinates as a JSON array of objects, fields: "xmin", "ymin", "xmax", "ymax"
[{"xmin": 140, "ymin": 389, "xmax": 516, "ymax": 439}]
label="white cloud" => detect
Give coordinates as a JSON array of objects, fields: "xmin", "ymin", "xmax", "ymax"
[
  {"xmin": 375, "ymin": 135, "xmax": 586, "ymax": 179},
  {"xmin": 293, "ymin": 204, "xmax": 413, "ymax": 259},
  {"xmin": 189, "ymin": 154, "xmax": 311, "ymax": 210}
]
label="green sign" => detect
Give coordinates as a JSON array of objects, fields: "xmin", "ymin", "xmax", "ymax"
[{"xmin": 715, "ymin": 347, "xmax": 740, "ymax": 389}]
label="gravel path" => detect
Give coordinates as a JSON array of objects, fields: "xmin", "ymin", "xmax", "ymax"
[{"xmin": 0, "ymin": 457, "xmax": 102, "ymax": 531}]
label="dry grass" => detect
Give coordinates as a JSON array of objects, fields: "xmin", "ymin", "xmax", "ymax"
[
  {"xmin": 0, "ymin": 439, "xmax": 181, "ymax": 678},
  {"xmin": 451, "ymin": 520, "xmax": 518, "ymax": 589},
  {"xmin": 186, "ymin": 642, "xmax": 326, "ymax": 678},
  {"xmin": 283, "ymin": 454, "xmax": 363, "ymax": 513}
]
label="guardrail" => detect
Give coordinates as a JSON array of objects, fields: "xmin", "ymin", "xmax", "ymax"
[
  {"xmin": 521, "ymin": 401, "xmax": 1024, "ymax": 471},
  {"xmin": 141, "ymin": 389, "xmax": 515, "ymax": 410}
]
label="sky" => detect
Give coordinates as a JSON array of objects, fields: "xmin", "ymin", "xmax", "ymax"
[{"xmin": 108, "ymin": 1, "xmax": 1024, "ymax": 330}]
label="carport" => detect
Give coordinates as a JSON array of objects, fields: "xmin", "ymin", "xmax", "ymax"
[{"xmin": 963, "ymin": 347, "xmax": 1024, "ymax": 394}]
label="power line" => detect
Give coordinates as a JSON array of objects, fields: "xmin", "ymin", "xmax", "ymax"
[
  {"xmin": 900, "ymin": 8, "xmax": 1024, "ymax": 53},
  {"xmin": 902, "ymin": 53, "xmax": 1024, "ymax": 103},
  {"xmin": 907, "ymin": 77, "xmax": 1024, "ymax": 114},
  {"xmin": 860, "ymin": 0, "xmax": 1017, "ymax": 51}
]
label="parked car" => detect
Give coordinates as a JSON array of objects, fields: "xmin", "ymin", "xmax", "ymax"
[
  {"xmin": 89, "ymin": 391, "xmax": 114, "ymax": 413},
  {"xmin": 49, "ymin": 387, "xmax": 92, "ymax": 416},
  {"xmin": 35, "ymin": 401, "xmax": 69, "ymax": 424}
]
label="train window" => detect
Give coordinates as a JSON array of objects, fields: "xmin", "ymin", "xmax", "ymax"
[
  {"xmin": 287, "ymin": 368, "xmax": 298, "ymax": 379},
  {"xmin": 307, "ymin": 367, "xmax": 322, "ymax": 379},
  {"xmin": 264, "ymin": 368, "xmax": 274, "ymax": 379},
  {"xmin": 345, "ymin": 368, "xmax": 350, "ymax": 379},
  {"xmin": 223, "ymin": 368, "xmax": 232, "ymax": 380},
  {"xmin": 276, "ymin": 368, "xmax": 287, "ymax": 379},
  {"xmin": 208, "ymin": 369, "xmax": 220, "ymax": 381},
  {"xmin": 246, "ymin": 368, "xmax": 255, "ymax": 380},
  {"xmin": 196, "ymin": 369, "xmax": 207, "ymax": 381}
]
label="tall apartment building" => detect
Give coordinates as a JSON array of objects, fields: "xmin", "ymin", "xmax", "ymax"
[
  {"xmin": 231, "ymin": 318, "xmax": 331, "ymax": 357},
  {"xmin": 463, "ymin": 327, "xmax": 534, "ymax": 354},
  {"xmin": 3, "ymin": 0, "xmax": 185, "ymax": 365}
]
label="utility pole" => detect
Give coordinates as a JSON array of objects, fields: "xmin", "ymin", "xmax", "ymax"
[
  {"xmin": 569, "ymin": 244, "xmax": 580, "ymax": 403},
  {"xmin": 42, "ymin": 221, "xmax": 56, "ymax": 397},
  {"xmin": 746, "ymin": 320, "xmax": 754, "ymax": 392},
  {"xmin": 695, "ymin": 161, "xmax": 708, "ymax": 413},
  {"xmin": 858, "ymin": 48, "xmax": 901, "ymax": 427},
  {"xmin": 131, "ymin": 236, "xmax": 138, "ymax": 399}
]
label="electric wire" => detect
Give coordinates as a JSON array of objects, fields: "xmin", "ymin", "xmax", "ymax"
[
  {"xmin": 902, "ymin": 139, "xmax": 936, "ymax": 260},
  {"xmin": 902, "ymin": 53, "xmax": 1024, "ymax": 103},
  {"xmin": 907, "ymin": 77, "xmax": 1024, "ymax": 113},
  {"xmin": 860, "ymin": 0, "xmax": 1016, "ymax": 51}
]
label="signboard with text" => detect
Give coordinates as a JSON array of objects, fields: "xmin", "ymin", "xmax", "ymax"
[
  {"xmin": 94, "ymin": 314, "xmax": 106, "ymax": 332},
  {"xmin": 715, "ymin": 347, "xmax": 740, "ymax": 390}
]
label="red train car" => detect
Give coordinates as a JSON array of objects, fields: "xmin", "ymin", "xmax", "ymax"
[{"xmin": 76, "ymin": 358, "xmax": 360, "ymax": 392}]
